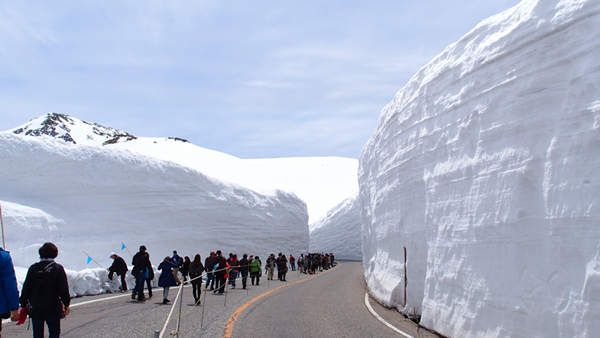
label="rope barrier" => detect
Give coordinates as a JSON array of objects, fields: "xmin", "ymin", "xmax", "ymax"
[{"xmin": 158, "ymin": 282, "xmax": 184, "ymax": 338}]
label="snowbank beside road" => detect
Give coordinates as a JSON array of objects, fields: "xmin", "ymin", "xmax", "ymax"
[
  {"xmin": 359, "ymin": 0, "xmax": 600, "ymax": 337},
  {"xmin": 9, "ymin": 113, "xmax": 358, "ymax": 223},
  {"xmin": 0, "ymin": 132, "xmax": 308, "ymax": 272}
]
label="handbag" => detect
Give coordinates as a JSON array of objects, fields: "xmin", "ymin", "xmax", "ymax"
[{"xmin": 58, "ymin": 303, "xmax": 66, "ymax": 319}]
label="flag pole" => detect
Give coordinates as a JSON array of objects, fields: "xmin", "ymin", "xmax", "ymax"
[
  {"xmin": 122, "ymin": 242, "xmax": 133, "ymax": 257},
  {"xmin": 0, "ymin": 200, "xmax": 6, "ymax": 250},
  {"xmin": 83, "ymin": 251, "xmax": 105, "ymax": 269}
]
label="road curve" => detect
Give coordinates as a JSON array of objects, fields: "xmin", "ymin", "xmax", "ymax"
[{"xmin": 230, "ymin": 261, "xmax": 410, "ymax": 337}]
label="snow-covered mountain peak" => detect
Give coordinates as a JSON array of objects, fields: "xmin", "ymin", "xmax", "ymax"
[{"xmin": 10, "ymin": 113, "xmax": 138, "ymax": 146}]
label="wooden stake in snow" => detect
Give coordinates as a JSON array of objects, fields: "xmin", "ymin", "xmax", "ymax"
[{"xmin": 404, "ymin": 246, "xmax": 407, "ymax": 308}]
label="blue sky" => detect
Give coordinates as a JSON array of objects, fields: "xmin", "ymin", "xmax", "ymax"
[{"xmin": 0, "ymin": 0, "xmax": 521, "ymax": 159}]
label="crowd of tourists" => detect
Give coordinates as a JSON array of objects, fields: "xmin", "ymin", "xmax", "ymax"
[
  {"xmin": 0, "ymin": 241, "xmax": 338, "ymax": 338},
  {"xmin": 121, "ymin": 247, "xmax": 337, "ymax": 306},
  {"xmin": 296, "ymin": 252, "xmax": 336, "ymax": 274}
]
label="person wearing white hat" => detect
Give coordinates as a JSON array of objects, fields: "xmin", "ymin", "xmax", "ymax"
[{"xmin": 108, "ymin": 252, "xmax": 129, "ymax": 291}]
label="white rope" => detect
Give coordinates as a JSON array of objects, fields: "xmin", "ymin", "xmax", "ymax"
[{"xmin": 158, "ymin": 282, "xmax": 184, "ymax": 338}]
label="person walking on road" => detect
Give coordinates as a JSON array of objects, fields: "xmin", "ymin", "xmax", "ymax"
[
  {"xmin": 189, "ymin": 254, "xmax": 204, "ymax": 304},
  {"xmin": 190, "ymin": 254, "xmax": 204, "ymax": 305},
  {"xmin": 144, "ymin": 253, "xmax": 154, "ymax": 299},
  {"xmin": 19, "ymin": 242, "xmax": 71, "ymax": 338},
  {"xmin": 108, "ymin": 252, "xmax": 128, "ymax": 291},
  {"xmin": 0, "ymin": 247, "xmax": 21, "ymax": 335},
  {"xmin": 277, "ymin": 254, "xmax": 288, "ymax": 281},
  {"xmin": 204, "ymin": 251, "xmax": 216, "ymax": 290},
  {"xmin": 297, "ymin": 254, "xmax": 305, "ymax": 274},
  {"xmin": 214, "ymin": 251, "xmax": 228, "ymax": 294},
  {"xmin": 289, "ymin": 254, "xmax": 296, "ymax": 271},
  {"xmin": 229, "ymin": 254, "xmax": 240, "ymax": 289},
  {"xmin": 266, "ymin": 254, "xmax": 276, "ymax": 280},
  {"xmin": 171, "ymin": 251, "xmax": 182, "ymax": 285},
  {"xmin": 249, "ymin": 256, "xmax": 262, "ymax": 286},
  {"xmin": 181, "ymin": 256, "xmax": 191, "ymax": 284},
  {"xmin": 131, "ymin": 245, "xmax": 152, "ymax": 301},
  {"xmin": 158, "ymin": 256, "xmax": 179, "ymax": 304},
  {"xmin": 238, "ymin": 254, "xmax": 249, "ymax": 289}
]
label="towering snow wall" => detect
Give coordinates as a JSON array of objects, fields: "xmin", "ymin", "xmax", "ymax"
[
  {"xmin": 309, "ymin": 194, "xmax": 362, "ymax": 261},
  {"xmin": 0, "ymin": 132, "xmax": 308, "ymax": 271},
  {"xmin": 359, "ymin": 0, "xmax": 600, "ymax": 337}
]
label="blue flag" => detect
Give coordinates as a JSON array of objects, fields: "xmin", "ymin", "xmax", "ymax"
[
  {"xmin": 121, "ymin": 243, "xmax": 126, "ymax": 250},
  {"xmin": 87, "ymin": 256, "xmax": 92, "ymax": 264}
]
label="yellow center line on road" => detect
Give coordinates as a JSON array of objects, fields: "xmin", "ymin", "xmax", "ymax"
[{"xmin": 222, "ymin": 263, "xmax": 342, "ymax": 338}]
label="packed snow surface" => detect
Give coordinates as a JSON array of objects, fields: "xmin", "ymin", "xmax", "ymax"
[
  {"xmin": 0, "ymin": 132, "xmax": 309, "ymax": 280},
  {"xmin": 359, "ymin": 0, "xmax": 600, "ymax": 337},
  {"xmin": 309, "ymin": 194, "xmax": 362, "ymax": 261}
]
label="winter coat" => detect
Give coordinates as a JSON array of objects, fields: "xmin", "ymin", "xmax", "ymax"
[
  {"xmin": 171, "ymin": 254, "xmax": 181, "ymax": 268},
  {"xmin": 0, "ymin": 249, "xmax": 20, "ymax": 314},
  {"xmin": 238, "ymin": 258, "xmax": 249, "ymax": 274},
  {"xmin": 204, "ymin": 256, "xmax": 216, "ymax": 274},
  {"xmin": 215, "ymin": 255, "xmax": 228, "ymax": 276},
  {"xmin": 189, "ymin": 262, "xmax": 204, "ymax": 285},
  {"xmin": 131, "ymin": 251, "xmax": 152, "ymax": 277},
  {"xmin": 181, "ymin": 260, "xmax": 190, "ymax": 276},
  {"xmin": 108, "ymin": 255, "xmax": 128, "ymax": 275},
  {"xmin": 230, "ymin": 258, "xmax": 240, "ymax": 272},
  {"xmin": 20, "ymin": 260, "xmax": 70, "ymax": 317},
  {"xmin": 158, "ymin": 261, "xmax": 178, "ymax": 288},
  {"xmin": 249, "ymin": 259, "xmax": 262, "ymax": 275},
  {"xmin": 276, "ymin": 257, "xmax": 288, "ymax": 273}
]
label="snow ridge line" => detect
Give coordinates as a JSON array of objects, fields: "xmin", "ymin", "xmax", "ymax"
[{"xmin": 364, "ymin": 292, "xmax": 414, "ymax": 338}]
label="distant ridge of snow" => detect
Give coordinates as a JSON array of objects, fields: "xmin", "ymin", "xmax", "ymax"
[
  {"xmin": 359, "ymin": 0, "xmax": 600, "ymax": 337},
  {"xmin": 309, "ymin": 194, "xmax": 362, "ymax": 261}
]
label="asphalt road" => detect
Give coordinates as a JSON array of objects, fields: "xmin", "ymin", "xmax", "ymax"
[
  {"xmin": 1, "ymin": 262, "xmax": 441, "ymax": 338},
  {"xmin": 230, "ymin": 262, "xmax": 440, "ymax": 338}
]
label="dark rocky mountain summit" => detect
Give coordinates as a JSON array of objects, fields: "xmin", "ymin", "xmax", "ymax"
[{"xmin": 12, "ymin": 113, "xmax": 137, "ymax": 146}]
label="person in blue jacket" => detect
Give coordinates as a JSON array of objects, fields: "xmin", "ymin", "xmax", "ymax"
[
  {"xmin": 158, "ymin": 256, "xmax": 179, "ymax": 304},
  {"xmin": 0, "ymin": 247, "xmax": 20, "ymax": 334}
]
